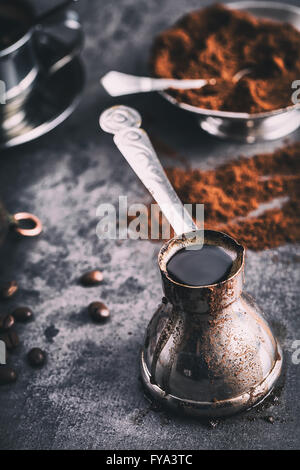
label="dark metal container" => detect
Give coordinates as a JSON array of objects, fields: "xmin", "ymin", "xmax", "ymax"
[{"xmin": 141, "ymin": 230, "xmax": 282, "ymax": 417}]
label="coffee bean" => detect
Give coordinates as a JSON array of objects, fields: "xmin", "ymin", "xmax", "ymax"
[
  {"xmin": 81, "ymin": 270, "xmax": 103, "ymax": 286},
  {"xmin": 1, "ymin": 281, "xmax": 18, "ymax": 299},
  {"xmin": 12, "ymin": 306, "xmax": 34, "ymax": 322},
  {"xmin": 27, "ymin": 348, "xmax": 46, "ymax": 367},
  {"xmin": 0, "ymin": 314, "xmax": 15, "ymax": 331},
  {"xmin": 88, "ymin": 301, "xmax": 110, "ymax": 323},
  {"xmin": 0, "ymin": 330, "xmax": 19, "ymax": 350},
  {"xmin": 0, "ymin": 366, "xmax": 17, "ymax": 385}
]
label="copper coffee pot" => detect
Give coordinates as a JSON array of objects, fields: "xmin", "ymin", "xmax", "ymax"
[
  {"xmin": 99, "ymin": 105, "xmax": 283, "ymax": 417},
  {"xmin": 141, "ymin": 229, "xmax": 282, "ymax": 417}
]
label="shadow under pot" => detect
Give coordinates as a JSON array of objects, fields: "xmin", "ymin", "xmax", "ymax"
[{"xmin": 140, "ymin": 230, "xmax": 283, "ymax": 417}]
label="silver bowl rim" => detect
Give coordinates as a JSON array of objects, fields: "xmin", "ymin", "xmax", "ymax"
[{"xmin": 160, "ymin": 0, "xmax": 300, "ymax": 120}]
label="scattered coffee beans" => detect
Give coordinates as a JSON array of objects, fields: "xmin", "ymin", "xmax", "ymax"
[
  {"xmin": 0, "ymin": 330, "xmax": 20, "ymax": 350},
  {"xmin": 12, "ymin": 306, "xmax": 34, "ymax": 322},
  {"xmin": 1, "ymin": 281, "xmax": 18, "ymax": 299},
  {"xmin": 0, "ymin": 366, "xmax": 17, "ymax": 385},
  {"xmin": 0, "ymin": 314, "xmax": 15, "ymax": 331},
  {"xmin": 27, "ymin": 348, "xmax": 46, "ymax": 368},
  {"xmin": 88, "ymin": 301, "xmax": 110, "ymax": 323},
  {"xmin": 81, "ymin": 270, "xmax": 103, "ymax": 286}
]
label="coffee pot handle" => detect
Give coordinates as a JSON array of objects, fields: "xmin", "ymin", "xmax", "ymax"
[{"xmin": 35, "ymin": 9, "xmax": 84, "ymax": 74}]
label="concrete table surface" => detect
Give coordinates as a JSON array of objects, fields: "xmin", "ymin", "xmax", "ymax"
[{"xmin": 0, "ymin": 0, "xmax": 299, "ymax": 450}]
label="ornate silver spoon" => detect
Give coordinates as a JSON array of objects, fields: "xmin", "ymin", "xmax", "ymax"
[{"xmin": 99, "ymin": 105, "xmax": 202, "ymax": 240}]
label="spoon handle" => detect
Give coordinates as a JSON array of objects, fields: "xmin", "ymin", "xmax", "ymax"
[
  {"xmin": 99, "ymin": 106, "xmax": 197, "ymax": 235},
  {"xmin": 100, "ymin": 71, "xmax": 208, "ymax": 96},
  {"xmin": 114, "ymin": 127, "xmax": 197, "ymax": 235}
]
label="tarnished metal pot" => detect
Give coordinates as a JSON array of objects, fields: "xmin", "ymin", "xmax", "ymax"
[{"xmin": 141, "ymin": 230, "xmax": 282, "ymax": 417}]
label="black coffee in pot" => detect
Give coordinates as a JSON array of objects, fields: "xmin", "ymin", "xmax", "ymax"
[
  {"xmin": 0, "ymin": 2, "xmax": 31, "ymax": 50},
  {"xmin": 166, "ymin": 244, "xmax": 233, "ymax": 286}
]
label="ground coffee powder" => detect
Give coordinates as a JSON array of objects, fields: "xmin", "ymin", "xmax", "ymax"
[
  {"xmin": 151, "ymin": 3, "xmax": 300, "ymax": 113},
  {"xmin": 149, "ymin": 142, "xmax": 300, "ymax": 251}
]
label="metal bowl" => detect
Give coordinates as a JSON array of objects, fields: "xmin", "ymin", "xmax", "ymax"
[{"xmin": 161, "ymin": 1, "xmax": 300, "ymax": 142}]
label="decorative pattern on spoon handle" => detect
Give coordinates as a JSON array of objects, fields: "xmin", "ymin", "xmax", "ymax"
[
  {"xmin": 99, "ymin": 105, "xmax": 142, "ymax": 134},
  {"xmin": 113, "ymin": 126, "xmax": 197, "ymax": 235}
]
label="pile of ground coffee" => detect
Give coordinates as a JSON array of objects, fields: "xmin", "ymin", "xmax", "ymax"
[
  {"xmin": 149, "ymin": 142, "xmax": 300, "ymax": 251},
  {"xmin": 151, "ymin": 3, "xmax": 300, "ymax": 113}
]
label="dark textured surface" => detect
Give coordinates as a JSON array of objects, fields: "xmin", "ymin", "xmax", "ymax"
[{"xmin": 0, "ymin": 0, "xmax": 299, "ymax": 450}]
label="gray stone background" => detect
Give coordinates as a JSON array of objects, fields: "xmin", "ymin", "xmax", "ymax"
[{"xmin": 0, "ymin": 0, "xmax": 299, "ymax": 450}]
